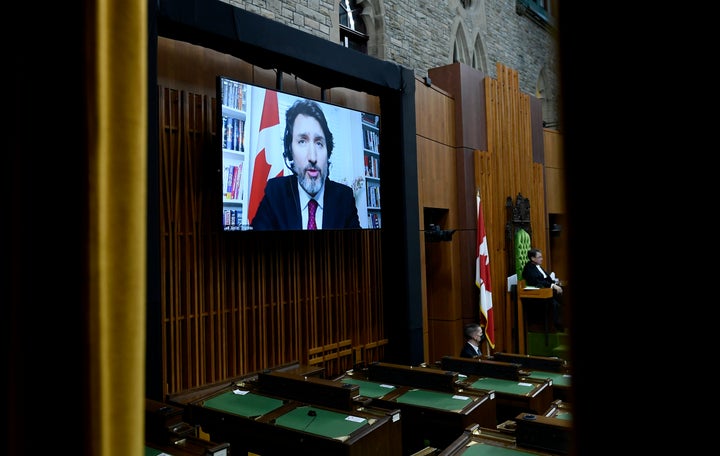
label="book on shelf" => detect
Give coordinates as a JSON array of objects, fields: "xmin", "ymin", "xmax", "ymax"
[
  {"xmin": 224, "ymin": 208, "xmax": 243, "ymax": 230},
  {"xmin": 363, "ymin": 155, "xmax": 379, "ymax": 178},
  {"xmin": 222, "ymin": 79, "xmax": 246, "ymax": 111},
  {"xmin": 224, "ymin": 162, "xmax": 243, "ymax": 200},
  {"xmin": 225, "ymin": 117, "xmax": 233, "ymax": 150},
  {"xmin": 362, "ymin": 113, "xmax": 379, "ymax": 127},
  {"xmin": 364, "ymin": 129, "xmax": 379, "ymax": 152},
  {"xmin": 366, "ymin": 184, "xmax": 380, "ymax": 207},
  {"xmin": 222, "ymin": 117, "xmax": 245, "ymax": 152}
]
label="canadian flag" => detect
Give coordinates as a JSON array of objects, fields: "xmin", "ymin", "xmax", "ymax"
[
  {"xmin": 476, "ymin": 193, "xmax": 495, "ymax": 349},
  {"xmin": 248, "ymin": 89, "xmax": 284, "ymax": 224}
]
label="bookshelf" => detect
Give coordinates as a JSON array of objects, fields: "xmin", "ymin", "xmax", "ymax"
[
  {"xmin": 362, "ymin": 114, "xmax": 381, "ymax": 228},
  {"xmin": 221, "ymin": 79, "xmax": 250, "ymax": 231}
]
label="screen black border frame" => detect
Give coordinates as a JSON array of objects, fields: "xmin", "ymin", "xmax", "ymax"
[
  {"xmin": 216, "ymin": 75, "xmax": 383, "ymax": 232},
  {"xmin": 148, "ymin": 0, "xmax": 424, "ymax": 399}
]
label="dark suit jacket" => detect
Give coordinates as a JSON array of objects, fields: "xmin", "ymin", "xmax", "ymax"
[
  {"xmin": 522, "ymin": 261, "xmax": 555, "ymax": 288},
  {"xmin": 459, "ymin": 341, "xmax": 481, "ymax": 358},
  {"xmin": 251, "ymin": 175, "xmax": 361, "ymax": 230}
]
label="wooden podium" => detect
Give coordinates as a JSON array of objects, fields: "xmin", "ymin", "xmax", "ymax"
[{"xmin": 516, "ymin": 281, "xmax": 553, "ymax": 354}]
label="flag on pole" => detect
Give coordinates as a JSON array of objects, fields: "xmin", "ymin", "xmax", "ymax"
[
  {"xmin": 248, "ymin": 89, "xmax": 284, "ymax": 224},
  {"xmin": 476, "ymin": 193, "xmax": 495, "ymax": 349}
]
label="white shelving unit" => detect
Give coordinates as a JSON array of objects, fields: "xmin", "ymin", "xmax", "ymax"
[
  {"xmin": 362, "ymin": 114, "xmax": 381, "ymax": 228},
  {"xmin": 220, "ymin": 79, "xmax": 251, "ymax": 231}
]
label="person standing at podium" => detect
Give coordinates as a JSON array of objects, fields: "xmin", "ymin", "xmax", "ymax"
[{"xmin": 522, "ymin": 248, "xmax": 564, "ymax": 331}]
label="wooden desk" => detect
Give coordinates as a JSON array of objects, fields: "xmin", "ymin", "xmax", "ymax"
[
  {"xmin": 145, "ymin": 437, "xmax": 230, "ymax": 456},
  {"xmin": 517, "ymin": 283, "xmax": 553, "ymax": 354},
  {"xmin": 492, "ymin": 353, "xmax": 571, "ymax": 402},
  {"xmin": 167, "ymin": 362, "xmax": 401, "ymax": 455},
  {"xmin": 335, "ymin": 369, "xmax": 496, "ymax": 454},
  {"xmin": 515, "ymin": 408, "xmax": 572, "ymax": 455},
  {"xmin": 364, "ymin": 361, "xmax": 459, "ymax": 392},
  {"xmin": 145, "ymin": 398, "xmax": 230, "ymax": 456},
  {"xmin": 438, "ymin": 423, "xmax": 559, "ymax": 455},
  {"xmin": 439, "ymin": 356, "xmax": 554, "ymax": 424},
  {"xmin": 182, "ymin": 386, "xmax": 402, "ymax": 456},
  {"xmin": 167, "ymin": 361, "xmax": 325, "ymax": 407}
]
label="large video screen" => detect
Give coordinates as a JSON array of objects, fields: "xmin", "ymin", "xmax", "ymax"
[{"xmin": 218, "ymin": 76, "xmax": 381, "ymax": 232}]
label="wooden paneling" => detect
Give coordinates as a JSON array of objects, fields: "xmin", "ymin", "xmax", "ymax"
[
  {"xmin": 156, "ymin": 39, "xmax": 565, "ymax": 394},
  {"xmin": 428, "ymin": 319, "xmax": 465, "ymax": 361},
  {"xmin": 418, "ymin": 62, "xmax": 561, "ymax": 360},
  {"xmin": 428, "ymin": 62, "xmax": 488, "ymax": 151},
  {"xmin": 545, "ymin": 167, "xmax": 565, "ymax": 214},
  {"xmin": 416, "ymin": 136, "xmax": 458, "ymax": 216},
  {"xmin": 544, "ymin": 129, "xmax": 564, "ymax": 168},
  {"xmin": 157, "ymin": 39, "xmax": 386, "ymax": 396},
  {"xmin": 415, "ymin": 81, "xmax": 455, "ymax": 145},
  {"xmin": 544, "ymin": 129, "xmax": 565, "ymax": 214},
  {"xmin": 425, "ymin": 240, "xmax": 462, "ymax": 321},
  {"xmin": 415, "ymin": 77, "xmax": 464, "ymax": 364}
]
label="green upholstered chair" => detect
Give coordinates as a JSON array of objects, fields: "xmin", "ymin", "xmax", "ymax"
[
  {"xmin": 515, "ymin": 228, "xmax": 532, "ymax": 280},
  {"xmin": 506, "ymin": 192, "xmax": 537, "ymax": 354},
  {"xmin": 506, "ymin": 192, "xmax": 532, "ymax": 280}
]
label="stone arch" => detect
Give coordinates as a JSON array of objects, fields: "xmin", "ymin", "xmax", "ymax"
[
  {"xmin": 536, "ymin": 66, "xmax": 552, "ymax": 126},
  {"xmin": 356, "ymin": 0, "xmax": 386, "ymax": 59},
  {"xmin": 448, "ymin": 1, "xmax": 487, "ymax": 70},
  {"xmin": 451, "ymin": 20, "xmax": 471, "ymax": 65},
  {"xmin": 471, "ymin": 32, "xmax": 488, "ymax": 74}
]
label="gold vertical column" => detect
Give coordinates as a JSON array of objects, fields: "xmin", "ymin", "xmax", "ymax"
[{"xmin": 87, "ymin": 0, "xmax": 148, "ymax": 454}]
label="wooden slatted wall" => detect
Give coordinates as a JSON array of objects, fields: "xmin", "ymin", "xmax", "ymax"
[{"xmin": 479, "ymin": 63, "xmax": 549, "ymax": 351}]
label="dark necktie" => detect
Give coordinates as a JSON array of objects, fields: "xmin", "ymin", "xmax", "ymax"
[{"xmin": 307, "ymin": 199, "xmax": 318, "ymax": 230}]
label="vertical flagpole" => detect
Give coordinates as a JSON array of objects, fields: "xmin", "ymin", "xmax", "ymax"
[{"xmin": 476, "ymin": 190, "xmax": 495, "ymax": 355}]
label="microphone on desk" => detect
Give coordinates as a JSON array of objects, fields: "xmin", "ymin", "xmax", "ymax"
[{"xmin": 304, "ymin": 409, "xmax": 318, "ymax": 431}]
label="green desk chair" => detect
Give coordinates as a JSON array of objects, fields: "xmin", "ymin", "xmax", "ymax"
[{"xmin": 515, "ymin": 228, "xmax": 532, "ymax": 279}]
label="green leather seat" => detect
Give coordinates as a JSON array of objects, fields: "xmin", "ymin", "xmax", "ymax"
[{"xmin": 515, "ymin": 228, "xmax": 532, "ymax": 279}]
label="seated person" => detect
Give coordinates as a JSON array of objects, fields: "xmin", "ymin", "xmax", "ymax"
[
  {"xmin": 459, "ymin": 323, "xmax": 484, "ymax": 358},
  {"xmin": 522, "ymin": 248, "xmax": 564, "ymax": 331}
]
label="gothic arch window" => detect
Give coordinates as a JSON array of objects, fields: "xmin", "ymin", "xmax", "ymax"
[
  {"xmin": 536, "ymin": 67, "xmax": 557, "ymax": 128},
  {"xmin": 536, "ymin": 69, "xmax": 547, "ymax": 101},
  {"xmin": 450, "ymin": 3, "xmax": 486, "ymax": 72},
  {"xmin": 472, "ymin": 33, "xmax": 487, "ymax": 75},
  {"xmin": 340, "ymin": 0, "xmax": 369, "ymax": 54},
  {"xmin": 452, "ymin": 23, "xmax": 470, "ymax": 65}
]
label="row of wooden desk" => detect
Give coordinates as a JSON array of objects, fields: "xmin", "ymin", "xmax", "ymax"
[
  {"xmin": 165, "ymin": 365, "xmax": 403, "ymax": 456},
  {"xmin": 152, "ymin": 356, "xmax": 571, "ymax": 455}
]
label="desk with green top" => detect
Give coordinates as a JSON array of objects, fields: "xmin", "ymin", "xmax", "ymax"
[
  {"xmin": 491, "ymin": 352, "xmax": 571, "ymax": 402},
  {"xmin": 456, "ymin": 375, "xmax": 553, "ymax": 425},
  {"xmin": 542, "ymin": 400, "xmax": 571, "ymax": 421},
  {"xmin": 144, "ymin": 437, "xmax": 229, "ymax": 456},
  {"xmin": 145, "ymin": 398, "xmax": 230, "ymax": 456},
  {"xmin": 438, "ymin": 424, "xmax": 561, "ymax": 456},
  {"xmin": 521, "ymin": 370, "xmax": 571, "ymax": 402},
  {"xmin": 440, "ymin": 356, "xmax": 554, "ymax": 424},
  {"xmin": 183, "ymin": 386, "xmax": 401, "ymax": 456},
  {"xmin": 514, "ymin": 410, "xmax": 572, "ymax": 455},
  {"xmin": 336, "ymin": 372, "xmax": 496, "ymax": 455}
]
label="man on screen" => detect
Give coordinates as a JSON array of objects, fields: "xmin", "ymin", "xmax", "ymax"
[{"xmin": 251, "ymin": 99, "xmax": 361, "ymax": 230}]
